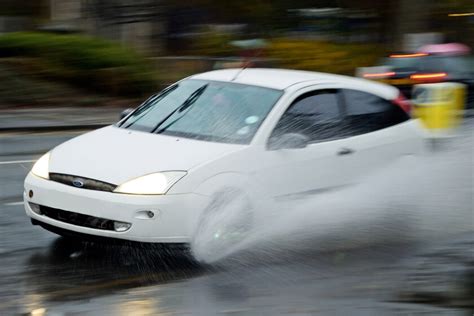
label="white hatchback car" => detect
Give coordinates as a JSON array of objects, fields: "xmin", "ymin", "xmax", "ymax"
[{"xmin": 24, "ymin": 68, "xmax": 423, "ymax": 251}]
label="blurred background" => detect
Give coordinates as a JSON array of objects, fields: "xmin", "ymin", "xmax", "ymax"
[
  {"xmin": 0, "ymin": 0, "xmax": 472, "ymax": 111},
  {"xmin": 0, "ymin": 1, "xmax": 473, "ymax": 315}
]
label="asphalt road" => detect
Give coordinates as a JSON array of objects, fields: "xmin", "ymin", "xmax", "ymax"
[{"xmin": 0, "ymin": 128, "xmax": 472, "ymax": 315}]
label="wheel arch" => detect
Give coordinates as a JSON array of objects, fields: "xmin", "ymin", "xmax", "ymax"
[{"xmin": 193, "ymin": 172, "xmax": 255, "ymax": 198}]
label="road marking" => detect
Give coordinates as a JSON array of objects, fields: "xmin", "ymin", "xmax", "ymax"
[
  {"xmin": 4, "ymin": 201, "xmax": 23, "ymax": 206},
  {"xmin": 0, "ymin": 159, "xmax": 35, "ymax": 165}
]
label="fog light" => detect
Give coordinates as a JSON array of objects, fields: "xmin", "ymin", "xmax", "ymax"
[
  {"xmin": 29, "ymin": 190, "xmax": 34, "ymax": 198},
  {"xmin": 29, "ymin": 202, "xmax": 41, "ymax": 214},
  {"xmin": 113, "ymin": 221, "xmax": 131, "ymax": 232}
]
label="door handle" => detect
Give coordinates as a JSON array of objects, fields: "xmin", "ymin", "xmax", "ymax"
[{"xmin": 337, "ymin": 147, "xmax": 354, "ymax": 156}]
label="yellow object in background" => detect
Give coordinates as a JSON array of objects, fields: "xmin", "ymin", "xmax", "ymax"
[{"xmin": 412, "ymin": 83, "xmax": 466, "ymax": 133}]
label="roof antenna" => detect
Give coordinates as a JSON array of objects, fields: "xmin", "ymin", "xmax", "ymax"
[
  {"xmin": 230, "ymin": 39, "xmax": 265, "ymax": 81},
  {"xmin": 231, "ymin": 60, "xmax": 251, "ymax": 81}
]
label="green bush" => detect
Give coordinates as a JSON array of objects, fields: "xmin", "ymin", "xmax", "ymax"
[
  {"xmin": 0, "ymin": 62, "xmax": 90, "ymax": 106},
  {"xmin": 188, "ymin": 34, "xmax": 384, "ymax": 75},
  {"xmin": 266, "ymin": 39, "xmax": 384, "ymax": 75},
  {"xmin": 189, "ymin": 28, "xmax": 236, "ymax": 57},
  {"xmin": 0, "ymin": 32, "xmax": 156, "ymax": 96}
]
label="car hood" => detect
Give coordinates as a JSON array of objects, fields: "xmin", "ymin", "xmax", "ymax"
[{"xmin": 49, "ymin": 126, "xmax": 244, "ymax": 185}]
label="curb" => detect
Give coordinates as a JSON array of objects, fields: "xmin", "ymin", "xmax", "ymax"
[{"xmin": 0, "ymin": 123, "xmax": 110, "ymax": 133}]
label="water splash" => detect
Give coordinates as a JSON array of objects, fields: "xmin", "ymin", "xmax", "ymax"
[{"xmin": 191, "ymin": 129, "xmax": 473, "ymax": 265}]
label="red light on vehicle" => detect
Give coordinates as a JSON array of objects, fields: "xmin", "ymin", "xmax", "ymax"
[
  {"xmin": 410, "ymin": 73, "xmax": 447, "ymax": 82},
  {"xmin": 363, "ymin": 72, "xmax": 395, "ymax": 79},
  {"xmin": 389, "ymin": 53, "xmax": 428, "ymax": 58},
  {"xmin": 393, "ymin": 93, "xmax": 412, "ymax": 113}
]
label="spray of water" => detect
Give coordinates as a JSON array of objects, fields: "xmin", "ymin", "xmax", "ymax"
[{"xmin": 191, "ymin": 130, "xmax": 473, "ymax": 265}]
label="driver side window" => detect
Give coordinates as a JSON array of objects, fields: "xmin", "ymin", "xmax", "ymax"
[{"xmin": 271, "ymin": 89, "xmax": 343, "ymax": 143}]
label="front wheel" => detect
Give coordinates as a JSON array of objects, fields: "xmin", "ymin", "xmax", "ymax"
[{"xmin": 191, "ymin": 189, "xmax": 253, "ymax": 263}]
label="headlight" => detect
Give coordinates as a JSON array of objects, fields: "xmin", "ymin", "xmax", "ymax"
[
  {"xmin": 31, "ymin": 153, "xmax": 50, "ymax": 179},
  {"xmin": 114, "ymin": 171, "xmax": 186, "ymax": 195}
]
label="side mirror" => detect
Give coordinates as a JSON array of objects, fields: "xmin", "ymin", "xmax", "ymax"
[
  {"xmin": 120, "ymin": 108, "xmax": 134, "ymax": 120},
  {"xmin": 268, "ymin": 133, "xmax": 310, "ymax": 150}
]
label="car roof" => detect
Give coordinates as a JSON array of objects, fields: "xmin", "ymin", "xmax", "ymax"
[{"xmin": 190, "ymin": 68, "xmax": 397, "ymax": 97}]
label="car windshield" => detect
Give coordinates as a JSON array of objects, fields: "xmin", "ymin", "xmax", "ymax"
[{"xmin": 119, "ymin": 80, "xmax": 283, "ymax": 144}]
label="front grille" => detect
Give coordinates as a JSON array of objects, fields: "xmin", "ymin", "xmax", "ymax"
[
  {"xmin": 49, "ymin": 173, "xmax": 117, "ymax": 192},
  {"xmin": 39, "ymin": 205, "xmax": 115, "ymax": 231}
]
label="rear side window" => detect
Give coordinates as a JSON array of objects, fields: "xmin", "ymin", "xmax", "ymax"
[
  {"xmin": 341, "ymin": 89, "xmax": 409, "ymax": 135},
  {"xmin": 271, "ymin": 90, "xmax": 344, "ymax": 142}
]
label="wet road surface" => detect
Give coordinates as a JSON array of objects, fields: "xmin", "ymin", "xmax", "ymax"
[{"xmin": 0, "ymin": 129, "xmax": 472, "ymax": 315}]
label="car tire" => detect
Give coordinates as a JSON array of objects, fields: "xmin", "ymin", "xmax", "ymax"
[{"xmin": 190, "ymin": 188, "xmax": 254, "ymax": 263}]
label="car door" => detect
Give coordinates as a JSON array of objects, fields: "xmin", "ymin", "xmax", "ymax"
[
  {"xmin": 255, "ymin": 88, "xmax": 356, "ymax": 200},
  {"xmin": 336, "ymin": 88, "xmax": 420, "ymax": 182}
]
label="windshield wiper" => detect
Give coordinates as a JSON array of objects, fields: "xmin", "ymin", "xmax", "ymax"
[
  {"xmin": 122, "ymin": 84, "xmax": 179, "ymax": 129},
  {"xmin": 151, "ymin": 84, "xmax": 208, "ymax": 134}
]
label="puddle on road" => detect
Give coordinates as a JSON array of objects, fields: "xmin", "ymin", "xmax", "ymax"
[{"xmin": 191, "ymin": 133, "xmax": 473, "ymax": 265}]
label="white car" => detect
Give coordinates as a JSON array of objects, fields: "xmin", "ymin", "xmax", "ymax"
[{"xmin": 24, "ymin": 68, "xmax": 423, "ymax": 254}]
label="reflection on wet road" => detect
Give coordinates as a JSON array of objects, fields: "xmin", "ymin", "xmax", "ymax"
[{"xmin": 0, "ymin": 129, "xmax": 472, "ymax": 315}]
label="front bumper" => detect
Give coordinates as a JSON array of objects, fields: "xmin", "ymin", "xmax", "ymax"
[{"xmin": 24, "ymin": 172, "xmax": 209, "ymax": 243}]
